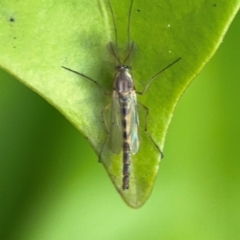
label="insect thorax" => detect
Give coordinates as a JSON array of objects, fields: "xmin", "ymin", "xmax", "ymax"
[{"xmin": 114, "ymin": 65, "xmax": 134, "ymax": 93}]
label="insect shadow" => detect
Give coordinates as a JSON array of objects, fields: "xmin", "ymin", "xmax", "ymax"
[{"xmin": 62, "ymin": 0, "xmax": 181, "ymax": 190}]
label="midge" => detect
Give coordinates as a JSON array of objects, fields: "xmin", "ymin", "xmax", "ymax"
[{"xmin": 62, "ymin": 0, "xmax": 181, "ymax": 190}]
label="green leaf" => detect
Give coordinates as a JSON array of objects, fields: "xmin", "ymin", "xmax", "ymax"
[{"xmin": 0, "ymin": 0, "xmax": 239, "ymax": 208}]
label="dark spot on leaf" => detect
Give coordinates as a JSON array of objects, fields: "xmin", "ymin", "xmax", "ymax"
[
  {"xmin": 137, "ymin": 9, "xmax": 140, "ymax": 12},
  {"xmin": 213, "ymin": 4, "xmax": 217, "ymax": 7},
  {"xmin": 9, "ymin": 17, "xmax": 15, "ymax": 22}
]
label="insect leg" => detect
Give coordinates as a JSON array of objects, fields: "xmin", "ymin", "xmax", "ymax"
[
  {"xmin": 62, "ymin": 66, "xmax": 110, "ymax": 95},
  {"xmin": 136, "ymin": 58, "xmax": 181, "ymax": 95},
  {"xmin": 138, "ymin": 101, "xmax": 164, "ymax": 159},
  {"xmin": 99, "ymin": 103, "xmax": 111, "ymax": 162}
]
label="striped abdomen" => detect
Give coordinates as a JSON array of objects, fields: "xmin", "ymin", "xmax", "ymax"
[
  {"xmin": 121, "ymin": 95, "xmax": 131, "ymax": 189},
  {"xmin": 119, "ymin": 91, "xmax": 139, "ymax": 190}
]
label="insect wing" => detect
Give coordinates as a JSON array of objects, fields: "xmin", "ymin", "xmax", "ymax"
[
  {"xmin": 110, "ymin": 91, "xmax": 122, "ymax": 154},
  {"xmin": 128, "ymin": 93, "xmax": 140, "ymax": 154}
]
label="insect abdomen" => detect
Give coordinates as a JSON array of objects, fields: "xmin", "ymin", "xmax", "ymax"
[
  {"xmin": 122, "ymin": 142, "xmax": 131, "ymax": 189},
  {"xmin": 121, "ymin": 97, "xmax": 132, "ymax": 190}
]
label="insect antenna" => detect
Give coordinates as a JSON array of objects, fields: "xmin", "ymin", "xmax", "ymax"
[
  {"xmin": 108, "ymin": 0, "xmax": 134, "ymax": 66},
  {"xmin": 108, "ymin": 0, "xmax": 122, "ymax": 65},
  {"xmin": 107, "ymin": 0, "xmax": 118, "ymax": 50},
  {"xmin": 109, "ymin": 41, "xmax": 122, "ymax": 65},
  {"xmin": 123, "ymin": 0, "xmax": 134, "ymax": 66},
  {"xmin": 127, "ymin": 0, "xmax": 134, "ymax": 52},
  {"xmin": 123, "ymin": 41, "xmax": 134, "ymax": 64}
]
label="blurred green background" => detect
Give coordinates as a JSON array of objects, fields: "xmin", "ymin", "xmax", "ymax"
[{"xmin": 0, "ymin": 11, "xmax": 240, "ymax": 240}]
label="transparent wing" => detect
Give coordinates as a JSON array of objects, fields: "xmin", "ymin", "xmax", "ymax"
[
  {"xmin": 110, "ymin": 91, "xmax": 140, "ymax": 155},
  {"xmin": 110, "ymin": 92, "xmax": 122, "ymax": 154},
  {"xmin": 128, "ymin": 94, "xmax": 140, "ymax": 154}
]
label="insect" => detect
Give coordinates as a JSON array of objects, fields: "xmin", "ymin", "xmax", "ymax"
[{"xmin": 62, "ymin": 0, "xmax": 181, "ymax": 190}]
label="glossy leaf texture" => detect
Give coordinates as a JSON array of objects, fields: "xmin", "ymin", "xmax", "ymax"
[{"xmin": 0, "ymin": 0, "xmax": 239, "ymax": 208}]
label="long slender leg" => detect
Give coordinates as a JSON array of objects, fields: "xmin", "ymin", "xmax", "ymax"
[
  {"xmin": 138, "ymin": 102, "xmax": 164, "ymax": 159},
  {"xmin": 136, "ymin": 58, "xmax": 181, "ymax": 95},
  {"xmin": 98, "ymin": 103, "xmax": 111, "ymax": 162},
  {"xmin": 62, "ymin": 66, "xmax": 110, "ymax": 95}
]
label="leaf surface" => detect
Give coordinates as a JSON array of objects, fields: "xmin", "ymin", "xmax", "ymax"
[{"xmin": 0, "ymin": 0, "xmax": 239, "ymax": 207}]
